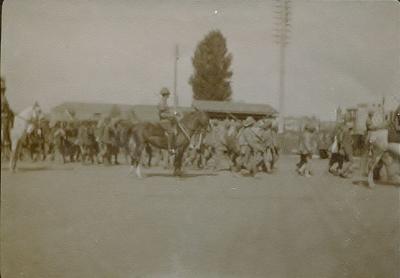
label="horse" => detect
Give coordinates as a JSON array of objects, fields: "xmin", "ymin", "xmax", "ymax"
[
  {"xmin": 366, "ymin": 114, "xmax": 400, "ymax": 187},
  {"xmin": 9, "ymin": 103, "xmax": 44, "ymax": 171},
  {"xmin": 129, "ymin": 109, "xmax": 209, "ymax": 177}
]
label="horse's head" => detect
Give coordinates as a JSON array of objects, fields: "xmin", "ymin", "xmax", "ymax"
[{"xmin": 192, "ymin": 109, "xmax": 209, "ymax": 131}]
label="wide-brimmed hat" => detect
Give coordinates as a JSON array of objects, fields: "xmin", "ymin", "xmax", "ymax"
[
  {"xmin": 160, "ymin": 87, "xmax": 170, "ymax": 96},
  {"xmin": 243, "ymin": 116, "xmax": 255, "ymax": 127}
]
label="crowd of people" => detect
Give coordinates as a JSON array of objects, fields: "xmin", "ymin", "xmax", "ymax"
[
  {"xmin": 1, "ymin": 117, "xmax": 133, "ymax": 165},
  {"xmin": 1, "ymin": 82, "xmax": 399, "ymax": 183}
]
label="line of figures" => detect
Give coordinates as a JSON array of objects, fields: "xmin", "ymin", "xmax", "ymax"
[
  {"xmin": 1, "ymin": 78, "xmax": 399, "ymax": 183},
  {"xmin": 1, "ymin": 111, "xmax": 399, "ymax": 183},
  {"xmin": 0, "ymin": 116, "xmax": 280, "ymax": 175},
  {"xmin": 296, "ymin": 114, "xmax": 400, "ymax": 185}
]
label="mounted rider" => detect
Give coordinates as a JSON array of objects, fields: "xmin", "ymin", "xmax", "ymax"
[{"xmin": 157, "ymin": 87, "xmax": 177, "ymax": 154}]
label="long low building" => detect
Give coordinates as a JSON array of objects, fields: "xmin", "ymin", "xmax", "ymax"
[
  {"xmin": 191, "ymin": 100, "xmax": 277, "ymax": 120},
  {"xmin": 48, "ymin": 100, "xmax": 278, "ymax": 123}
]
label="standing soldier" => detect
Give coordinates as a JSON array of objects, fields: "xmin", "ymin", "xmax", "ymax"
[
  {"xmin": 101, "ymin": 117, "xmax": 113, "ymax": 165},
  {"xmin": 207, "ymin": 120, "xmax": 228, "ymax": 171},
  {"xmin": 237, "ymin": 116, "xmax": 264, "ymax": 176},
  {"xmin": 271, "ymin": 120, "xmax": 280, "ymax": 164},
  {"xmin": 110, "ymin": 119, "xmax": 120, "ymax": 165},
  {"xmin": 362, "ymin": 110, "xmax": 378, "ymax": 175},
  {"xmin": 297, "ymin": 123, "xmax": 317, "ymax": 177},
  {"xmin": 259, "ymin": 119, "xmax": 274, "ymax": 173},
  {"xmin": 78, "ymin": 120, "xmax": 90, "ymax": 164},
  {"xmin": 157, "ymin": 87, "xmax": 177, "ymax": 154},
  {"xmin": 53, "ymin": 122, "xmax": 67, "ymax": 163},
  {"xmin": 87, "ymin": 121, "xmax": 98, "ymax": 164},
  {"xmin": 338, "ymin": 122, "xmax": 354, "ymax": 178},
  {"xmin": 1, "ymin": 77, "xmax": 14, "ymax": 160}
]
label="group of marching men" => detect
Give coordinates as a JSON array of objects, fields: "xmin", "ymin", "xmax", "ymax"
[
  {"xmin": 1, "ymin": 114, "xmax": 282, "ymax": 175},
  {"xmin": 2, "ymin": 81, "xmax": 399, "ymax": 180},
  {"xmin": 198, "ymin": 116, "xmax": 280, "ymax": 175}
]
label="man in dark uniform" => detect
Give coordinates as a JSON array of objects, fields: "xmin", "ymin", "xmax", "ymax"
[
  {"xmin": 157, "ymin": 87, "xmax": 177, "ymax": 154},
  {"xmin": 1, "ymin": 77, "xmax": 14, "ymax": 160}
]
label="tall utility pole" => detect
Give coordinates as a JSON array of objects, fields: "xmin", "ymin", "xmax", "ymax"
[
  {"xmin": 273, "ymin": 0, "xmax": 291, "ymax": 133},
  {"xmin": 1, "ymin": 0, "xmax": 3, "ymax": 77},
  {"xmin": 173, "ymin": 44, "xmax": 179, "ymax": 109}
]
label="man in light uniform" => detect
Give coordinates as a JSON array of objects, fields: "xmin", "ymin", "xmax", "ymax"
[
  {"xmin": 237, "ymin": 116, "xmax": 264, "ymax": 176},
  {"xmin": 157, "ymin": 87, "xmax": 177, "ymax": 154},
  {"xmin": 259, "ymin": 119, "xmax": 274, "ymax": 173}
]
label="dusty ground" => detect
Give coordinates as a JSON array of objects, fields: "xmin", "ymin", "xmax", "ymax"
[{"xmin": 1, "ymin": 156, "xmax": 399, "ymax": 278}]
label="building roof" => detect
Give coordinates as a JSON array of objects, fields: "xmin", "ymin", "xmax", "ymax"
[{"xmin": 191, "ymin": 100, "xmax": 277, "ymax": 119}]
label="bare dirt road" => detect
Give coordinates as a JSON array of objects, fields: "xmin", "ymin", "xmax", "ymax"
[{"xmin": 1, "ymin": 156, "xmax": 399, "ymax": 278}]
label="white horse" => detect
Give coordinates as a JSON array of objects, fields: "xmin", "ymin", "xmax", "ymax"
[
  {"xmin": 9, "ymin": 102, "xmax": 44, "ymax": 172},
  {"xmin": 367, "ymin": 128, "xmax": 400, "ymax": 187}
]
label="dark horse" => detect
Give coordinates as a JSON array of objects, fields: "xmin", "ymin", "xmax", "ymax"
[{"xmin": 129, "ymin": 109, "xmax": 209, "ymax": 177}]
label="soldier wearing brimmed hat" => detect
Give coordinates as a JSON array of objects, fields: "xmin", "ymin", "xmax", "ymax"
[
  {"xmin": 157, "ymin": 87, "xmax": 177, "ymax": 154},
  {"xmin": 337, "ymin": 121, "xmax": 354, "ymax": 178},
  {"xmin": 297, "ymin": 123, "xmax": 317, "ymax": 177},
  {"xmin": 237, "ymin": 116, "xmax": 264, "ymax": 176}
]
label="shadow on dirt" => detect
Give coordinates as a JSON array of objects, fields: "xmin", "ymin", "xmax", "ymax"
[
  {"xmin": 144, "ymin": 172, "xmax": 218, "ymax": 178},
  {"xmin": 1, "ymin": 166, "xmax": 74, "ymax": 172},
  {"xmin": 353, "ymin": 180, "xmax": 400, "ymax": 188}
]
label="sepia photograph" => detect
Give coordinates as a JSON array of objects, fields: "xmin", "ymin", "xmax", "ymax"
[{"xmin": 1, "ymin": 0, "xmax": 399, "ymax": 277}]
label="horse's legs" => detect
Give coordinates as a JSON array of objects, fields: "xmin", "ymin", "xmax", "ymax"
[
  {"xmin": 41, "ymin": 142, "xmax": 46, "ymax": 161},
  {"xmin": 145, "ymin": 145, "xmax": 152, "ymax": 167},
  {"xmin": 123, "ymin": 146, "xmax": 129, "ymax": 164},
  {"xmin": 114, "ymin": 146, "xmax": 119, "ymax": 165},
  {"xmin": 130, "ymin": 141, "xmax": 145, "ymax": 178},
  {"xmin": 60, "ymin": 142, "xmax": 66, "ymax": 163},
  {"xmin": 10, "ymin": 140, "xmax": 20, "ymax": 172}
]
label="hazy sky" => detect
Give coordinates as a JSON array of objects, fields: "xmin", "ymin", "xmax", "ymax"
[{"xmin": 1, "ymin": 0, "xmax": 399, "ymax": 120}]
